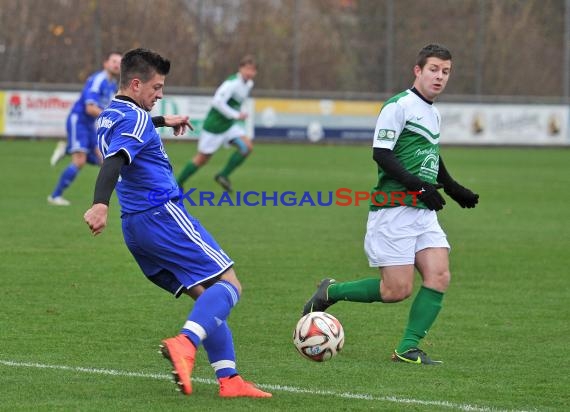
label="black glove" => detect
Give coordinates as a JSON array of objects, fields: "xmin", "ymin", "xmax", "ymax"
[
  {"xmin": 444, "ymin": 181, "xmax": 479, "ymax": 208},
  {"xmin": 418, "ymin": 183, "xmax": 446, "ymax": 211}
]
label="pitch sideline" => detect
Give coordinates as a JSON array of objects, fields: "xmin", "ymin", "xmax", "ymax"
[{"xmin": 0, "ymin": 359, "xmax": 531, "ymax": 412}]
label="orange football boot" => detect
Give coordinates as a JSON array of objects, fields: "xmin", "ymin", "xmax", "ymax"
[
  {"xmin": 218, "ymin": 375, "xmax": 272, "ymax": 398},
  {"xmin": 160, "ymin": 334, "xmax": 196, "ymax": 395}
]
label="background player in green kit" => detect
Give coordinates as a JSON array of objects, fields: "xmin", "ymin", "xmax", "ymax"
[
  {"xmin": 177, "ymin": 55, "xmax": 257, "ymax": 192},
  {"xmin": 302, "ymin": 44, "xmax": 479, "ymax": 365}
]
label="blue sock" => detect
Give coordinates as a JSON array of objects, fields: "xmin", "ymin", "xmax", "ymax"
[
  {"xmin": 181, "ymin": 280, "xmax": 239, "ymax": 348},
  {"xmin": 203, "ymin": 321, "xmax": 237, "ymax": 379},
  {"xmin": 52, "ymin": 164, "xmax": 79, "ymax": 197}
]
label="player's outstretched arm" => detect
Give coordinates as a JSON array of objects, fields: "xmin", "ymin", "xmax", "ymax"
[
  {"xmin": 84, "ymin": 152, "xmax": 127, "ymax": 235},
  {"xmin": 152, "ymin": 115, "xmax": 193, "ymax": 136},
  {"xmin": 437, "ymin": 156, "xmax": 479, "ymax": 208},
  {"xmin": 164, "ymin": 114, "xmax": 193, "ymax": 136}
]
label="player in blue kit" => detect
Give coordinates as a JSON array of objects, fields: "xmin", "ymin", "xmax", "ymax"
[
  {"xmin": 48, "ymin": 51, "xmax": 122, "ymax": 206},
  {"xmin": 83, "ymin": 48, "xmax": 271, "ymax": 399}
]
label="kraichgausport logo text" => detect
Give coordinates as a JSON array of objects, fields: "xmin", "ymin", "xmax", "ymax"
[{"xmin": 147, "ymin": 188, "xmax": 422, "ymax": 207}]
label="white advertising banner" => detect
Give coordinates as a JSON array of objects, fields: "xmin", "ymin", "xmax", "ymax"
[
  {"xmin": 0, "ymin": 89, "xmax": 568, "ymax": 145},
  {"xmin": 438, "ymin": 103, "xmax": 569, "ymax": 145},
  {"xmin": 150, "ymin": 95, "xmax": 254, "ymax": 140},
  {"xmin": 3, "ymin": 90, "xmax": 76, "ymax": 137},
  {"xmin": 150, "ymin": 95, "xmax": 210, "ymax": 140},
  {"xmin": 0, "ymin": 90, "xmax": 253, "ymax": 141}
]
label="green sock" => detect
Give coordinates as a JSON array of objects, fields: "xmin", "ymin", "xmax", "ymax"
[
  {"xmin": 396, "ymin": 286, "xmax": 444, "ymax": 353},
  {"xmin": 327, "ymin": 278, "xmax": 382, "ymax": 303},
  {"xmin": 218, "ymin": 151, "xmax": 247, "ymax": 177},
  {"xmin": 177, "ymin": 162, "xmax": 199, "ymax": 185}
]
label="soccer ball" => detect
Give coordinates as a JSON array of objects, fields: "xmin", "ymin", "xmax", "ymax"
[{"xmin": 293, "ymin": 311, "xmax": 344, "ymax": 362}]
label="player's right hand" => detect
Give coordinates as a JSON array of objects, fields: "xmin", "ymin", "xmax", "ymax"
[
  {"xmin": 163, "ymin": 114, "xmax": 193, "ymax": 136},
  {"xmin": 84, "ymin": 203, "xmax": 109, "ymax": 236},
  {"xmin": 418, "ymin": 183, "xmax": 446, "ymax": 211}
]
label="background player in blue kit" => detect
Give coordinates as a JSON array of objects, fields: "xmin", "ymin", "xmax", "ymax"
[
  {"xmin": 48, "ymin": 51, "xmax": 122, "ymax": 206},
  {"xmin": 83, "ymin": 48, "xmax": 271, "ymax": 399}
]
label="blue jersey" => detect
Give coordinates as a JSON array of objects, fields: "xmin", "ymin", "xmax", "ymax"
[
  {"xmin": 71, "ymin": 70, "xmax": 117, "ymax": 124},
  {"xmin": 96, "ymin": 97, "xmax": 179, "ymax": 214}
]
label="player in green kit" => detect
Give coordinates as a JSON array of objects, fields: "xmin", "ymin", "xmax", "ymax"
[
  {"xmin": 302, "ymin": 44, "xmax": 479, "ymax": 365},
  {"xmin": 177, "ymin": 55, "xmax": 257, "ymax": 192}
]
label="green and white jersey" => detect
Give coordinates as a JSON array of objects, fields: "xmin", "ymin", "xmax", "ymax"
[
  {"xmin": 371, "ymin": 88, "xmax": 441, "ymax": 210},
  {"xmin": 202, "ymin": 72, "xmax": 254, "ymax": 134}
]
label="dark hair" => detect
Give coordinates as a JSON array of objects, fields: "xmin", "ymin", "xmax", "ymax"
[
  {"xmin": 415, "ymin": 44, "xmax": 452, "ymax": 68},
  {"xmin": 239, "ymin": 54, "xmax": 256, "ymax": 67},
  {"xmin": 119, "ymin": 48, "xmax": 170, "ymax": 88}
]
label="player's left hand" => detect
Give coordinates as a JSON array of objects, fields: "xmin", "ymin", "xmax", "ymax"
[
  {"xmin": 163, "ymin": 114, "xmax": 193, "ymax": 136},
  {"xmin": 444, "ymin": 182, "xmax": 479, "ymax": 208},
  {"xmin": 84, "ymin": 203, "xmax": 109, "ymax": 235}
]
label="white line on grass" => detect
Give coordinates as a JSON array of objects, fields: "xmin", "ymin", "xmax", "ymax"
[{"xmin": 0, "ymin": 359, "xmax": 532, "ymax": 412}]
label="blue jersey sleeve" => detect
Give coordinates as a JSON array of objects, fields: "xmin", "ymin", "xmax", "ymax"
[
  {"xmin": 85, "ymin": 72, "xmax": 116, "ymax": 109},
  {"xmin": 84, "ymin": 72, "xmax": 104, "ymax": 107}
]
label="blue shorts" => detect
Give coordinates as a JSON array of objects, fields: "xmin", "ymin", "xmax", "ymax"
[
  {"xmin": 66, "ymin": 113, "xmax": 98, "ymax": 157},
  {"xmin": 122, "ymin": 200, "xmax": 234, "ymax": 297}
]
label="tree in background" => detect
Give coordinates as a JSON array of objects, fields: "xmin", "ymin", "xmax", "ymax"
[{"xmin": 0, "ymin": 0, "xmax": 566, "ymax": 97}]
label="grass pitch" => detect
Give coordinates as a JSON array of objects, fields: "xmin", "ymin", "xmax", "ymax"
[{"xmin": 0, "ymin": 139, "xmax": 568, "ymax": 411}]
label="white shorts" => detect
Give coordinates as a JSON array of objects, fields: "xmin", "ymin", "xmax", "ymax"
[
  {"xmin": 364, "ymin": 206, "xmax": 450, "ymax": 267},
  {"xmin": 198, "ymin": 124, "xmax": 246, "ymax": 155}
]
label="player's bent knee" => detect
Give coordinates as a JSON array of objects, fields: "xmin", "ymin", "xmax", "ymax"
[
  {"xmin": 194, "ymin": 153, "xmax": 211, "ymax": 166},
  {"xmin": 423, "ymin": 270, "xmax": 451, "ymax": 292},
  {"xmin": 433, "ymin": 274, "xmax": 451, "ymax": 292},
  {"xmin": 380, "ymin": 284, "xmax": 413, "ymax": 302},
  {"xmin": 233, "ymin": 137, "xmax": 252, "ymax": 156},
  {"xmin": 385, "ymin": 291, "xmax": 412, "ymax": 302},
  {"xmin": 228, "ymin": 279, "xmax": 242, "ymax": 297},
  {"xmin": 71, "ymin": 152, "xmax": 87, "ymax": 168},
  {"xmin": 220, "ymin": 268, "xmax": 242, "ymax": 296},
  {"xmin": 185, "ymin": 285, "xmax": 205, "ymax": 300}
]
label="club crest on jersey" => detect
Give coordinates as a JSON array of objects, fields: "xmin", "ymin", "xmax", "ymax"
[
  {"xmin": 376, "ymin": 129, "xmax": 396, "ymax": 141},
  {"xmin": 419, "ymin": 153, "xmax": 439, "ymax": 180}
]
